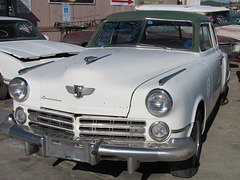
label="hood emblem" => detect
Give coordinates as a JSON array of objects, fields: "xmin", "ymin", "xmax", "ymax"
[{"xmin": 66, "ymin": 85, "xmax": 95, "ymax": 98}]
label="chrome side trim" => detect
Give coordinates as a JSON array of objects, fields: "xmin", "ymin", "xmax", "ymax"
[
  {"xmin": 171, "ymin": 123, "xmax": 191, "ymax": 134},
  {"xmin": 18, "ymin": 61, "xmax": 54, "ymax": 75},
  {"xmin": 159, "ymin": 68, "xmax": 186, "ymax": 86}
]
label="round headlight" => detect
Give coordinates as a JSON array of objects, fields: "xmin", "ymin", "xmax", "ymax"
[
  {"xmin": 14, "ymin": 107, "xmax": 27, "ymax": 124},
  {"xmin": 149, "ymin": 121, "xmax": 170, "ymax": 141},
  {"xmin": 146, "ymin": 89, "xmax": 173, "ymax": 117},
  {"xmin": 9, "ymin": 77, "xmax": 29, "ymax": 102}
]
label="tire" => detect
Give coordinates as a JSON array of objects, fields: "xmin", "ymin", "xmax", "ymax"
[
  {"xmin": 169, "ymin": 111, "xmax": 202, "ymax": 178},
  {"xmin": 0, "ymin": 75, "xmax": 8, "ymax": 100}
]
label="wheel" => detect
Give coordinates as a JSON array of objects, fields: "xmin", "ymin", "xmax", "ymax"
[
  {"xmin": 169, "ymin": 111, "xmax": 202, "ymax": 178},
  {"xmin": 0, "ymin": 75, "xmax": 8, "ymax": 100}
]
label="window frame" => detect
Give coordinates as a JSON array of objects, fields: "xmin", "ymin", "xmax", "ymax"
[
  {"xmin": 210, "ymin": 23, "xmax": 218, "ymax": 47},
  {"xmin": 199, "ymin": 23, "xmax": 214, "ymax": 52}
]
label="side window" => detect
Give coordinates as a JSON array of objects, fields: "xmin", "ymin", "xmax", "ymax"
[
  {"xmin": 210, "ymin": 24, "xmax": 218, "ymax": 46},
  {"xmin": 140, "ymin": 20, "xmax": 193, "ymax": 50},
  {"xmin": 199, "ymin": 24, "xmax": 213, "ymax": 51}
]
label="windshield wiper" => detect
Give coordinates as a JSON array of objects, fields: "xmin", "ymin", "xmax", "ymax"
[
  {"xmin": 97, "ymin": 44, "xmax": 136, "ymax": 47},
  {"xmin": 138, "ymin": 43, "xmax": 173, "ymax": 50}
]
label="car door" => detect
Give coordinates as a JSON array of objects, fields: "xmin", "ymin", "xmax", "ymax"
[{"xmin": 199, "ymin": 22, "xmax": 222, "ymax": 114}]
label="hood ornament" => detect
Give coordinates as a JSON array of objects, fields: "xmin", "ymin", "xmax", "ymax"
[
  {"xmin": 66, "ymin": 85, "xmax": 95, "ymax": 98},
  {"xmin": 84, "ymin": 54, "xmax": 111, "ymax": 64}
]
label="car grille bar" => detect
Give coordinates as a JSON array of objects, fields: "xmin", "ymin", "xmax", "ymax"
[
  {"xmin": 79, "ymin": 117, "xmax": 146, "ymax": 140},
  {"xmin": 28, "ymin": 109, "xmax": 74, "ymax": 139},
  {"xmin": 27, "ymin": 109, "xmax": 146, "ymax": 141}
]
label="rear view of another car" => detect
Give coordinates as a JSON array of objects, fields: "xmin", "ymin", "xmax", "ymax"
[{"xmin": 0, "ymin": 16, "xmax": 84, "ymax": 100}]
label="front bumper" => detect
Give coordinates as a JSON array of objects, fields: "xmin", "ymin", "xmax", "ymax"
[{"xmin": 0, "ymin": 114, "xmax": 196, "ymax": 171}]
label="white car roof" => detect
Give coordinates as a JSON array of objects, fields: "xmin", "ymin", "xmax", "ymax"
[
  {"xmin": 135, "ymin": 5, "xmax": 229, "ymax": 13},
  {"xmin": 0, "ymin": 16, "xmax": 27, "ymax": 21}
]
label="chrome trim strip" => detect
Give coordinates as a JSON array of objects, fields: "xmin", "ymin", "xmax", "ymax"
[
  {"xmin": 18, "ymin": 61, "xmax": 54, "ymax": 75},
  {"xmin": 98, "ymin": 138, "xmax": 196, "ymax": 162},
  {"xmin": 159, "ymin": 68, "xmax": 186, "ymax": 86},
  {"xmin": 171, "ymin": 123, "xmax": 191, "ymax": 134},
  {"xmin": 219, "ymin": 42, "xmax": 235, "ymax": 45}
]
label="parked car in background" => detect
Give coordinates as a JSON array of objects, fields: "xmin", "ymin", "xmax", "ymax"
[
  {"xmin": 54, "ymin": 21, "xmax": 97, "ymax": 47},
  {"xmin": 0, "ymin": 10, "xmax": 229, "ymax": 178},
  {"xmin": 136, "ymin": 5, "xmax": 240, "ymax": 59},
  {"xmin": 0, "ymin": 16, "xmax": 84, "ymax": 100},
  {"xmin": 230, "ymin": 11, "xmax": 240, "ymax": 24},
  {"xmin": 63, "ymin": 29, "xmax": 95, "ymax": 47}
]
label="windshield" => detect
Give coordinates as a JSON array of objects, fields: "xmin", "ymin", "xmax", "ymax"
[
  {"xmin": 206, "ymin": 11, "xmax": 235, "ymax": 26},
  {"xmin": 93, "ymin": 19, "xmax": 193, "ymax": 50},
  {"xmin": 94, "ymin": 21, "xmax": 143, "ymax": 47},
  {"xmin": 0, "ymin": 20, "xmax": 45, "ymax": 41}
]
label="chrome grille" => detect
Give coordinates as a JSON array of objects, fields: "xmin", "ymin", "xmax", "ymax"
[
  {"xmin": 28, "ymin": 109, "xmax": 74, "ymax": 138},
  {"xmin": 79, "ymin": 118, "xmax": 146, "ymax": 140},
  {"xmin": 27, "ymin": 109, "xmax": 146, "ymax": 141}
]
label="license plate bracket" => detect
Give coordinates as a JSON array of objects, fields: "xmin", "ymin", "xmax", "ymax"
[{"xmin": 45, "ymin": 136, "xmax": 102, "ymax": 165}]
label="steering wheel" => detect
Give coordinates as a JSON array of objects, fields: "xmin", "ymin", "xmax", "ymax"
[
  {"xmin": 0, "ymin": 30, "xmax": 8, "ymax": 38},
  {"xmin": 167, "ymin": 39, "xmax": 184, "ymax": 45}
]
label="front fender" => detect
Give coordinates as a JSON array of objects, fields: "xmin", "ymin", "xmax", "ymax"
[{"xmin": 128, "ymin": 61, "xmax": 210, "ymax": 140}]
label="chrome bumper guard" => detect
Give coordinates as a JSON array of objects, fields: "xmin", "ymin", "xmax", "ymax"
[{"xmin": 0, "ymin": 115, "xmax": 196, "ymax": 172}]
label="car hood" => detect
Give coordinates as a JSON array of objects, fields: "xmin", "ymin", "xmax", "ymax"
[
  {"xmin": 27, "ymin": 47, "xmax": 197, "ymax": 116},
  {"xmin": 215, "ymin": 24, "xmax": 240, "ymax": 41},
  {"xmin": 0, "ymin": 40, "xmax": 84, "ymax": 60}
]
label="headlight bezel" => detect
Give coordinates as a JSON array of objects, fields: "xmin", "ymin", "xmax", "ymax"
[
  {"xmin": 145, "ymin": 88, "xmax": 173, "ymax": 117},
  {"xmin": 8, "ymin": 77, "xmax": 29, "ymax": 102}
]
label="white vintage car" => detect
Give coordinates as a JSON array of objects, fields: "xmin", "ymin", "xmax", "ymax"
[
  {"xmin": 0, "ymin": 16, "xmax": 84, "ymax": 100},
  {"xmin": 0, "ymin": 10, "xmax": 230, "ymax": 178}
]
